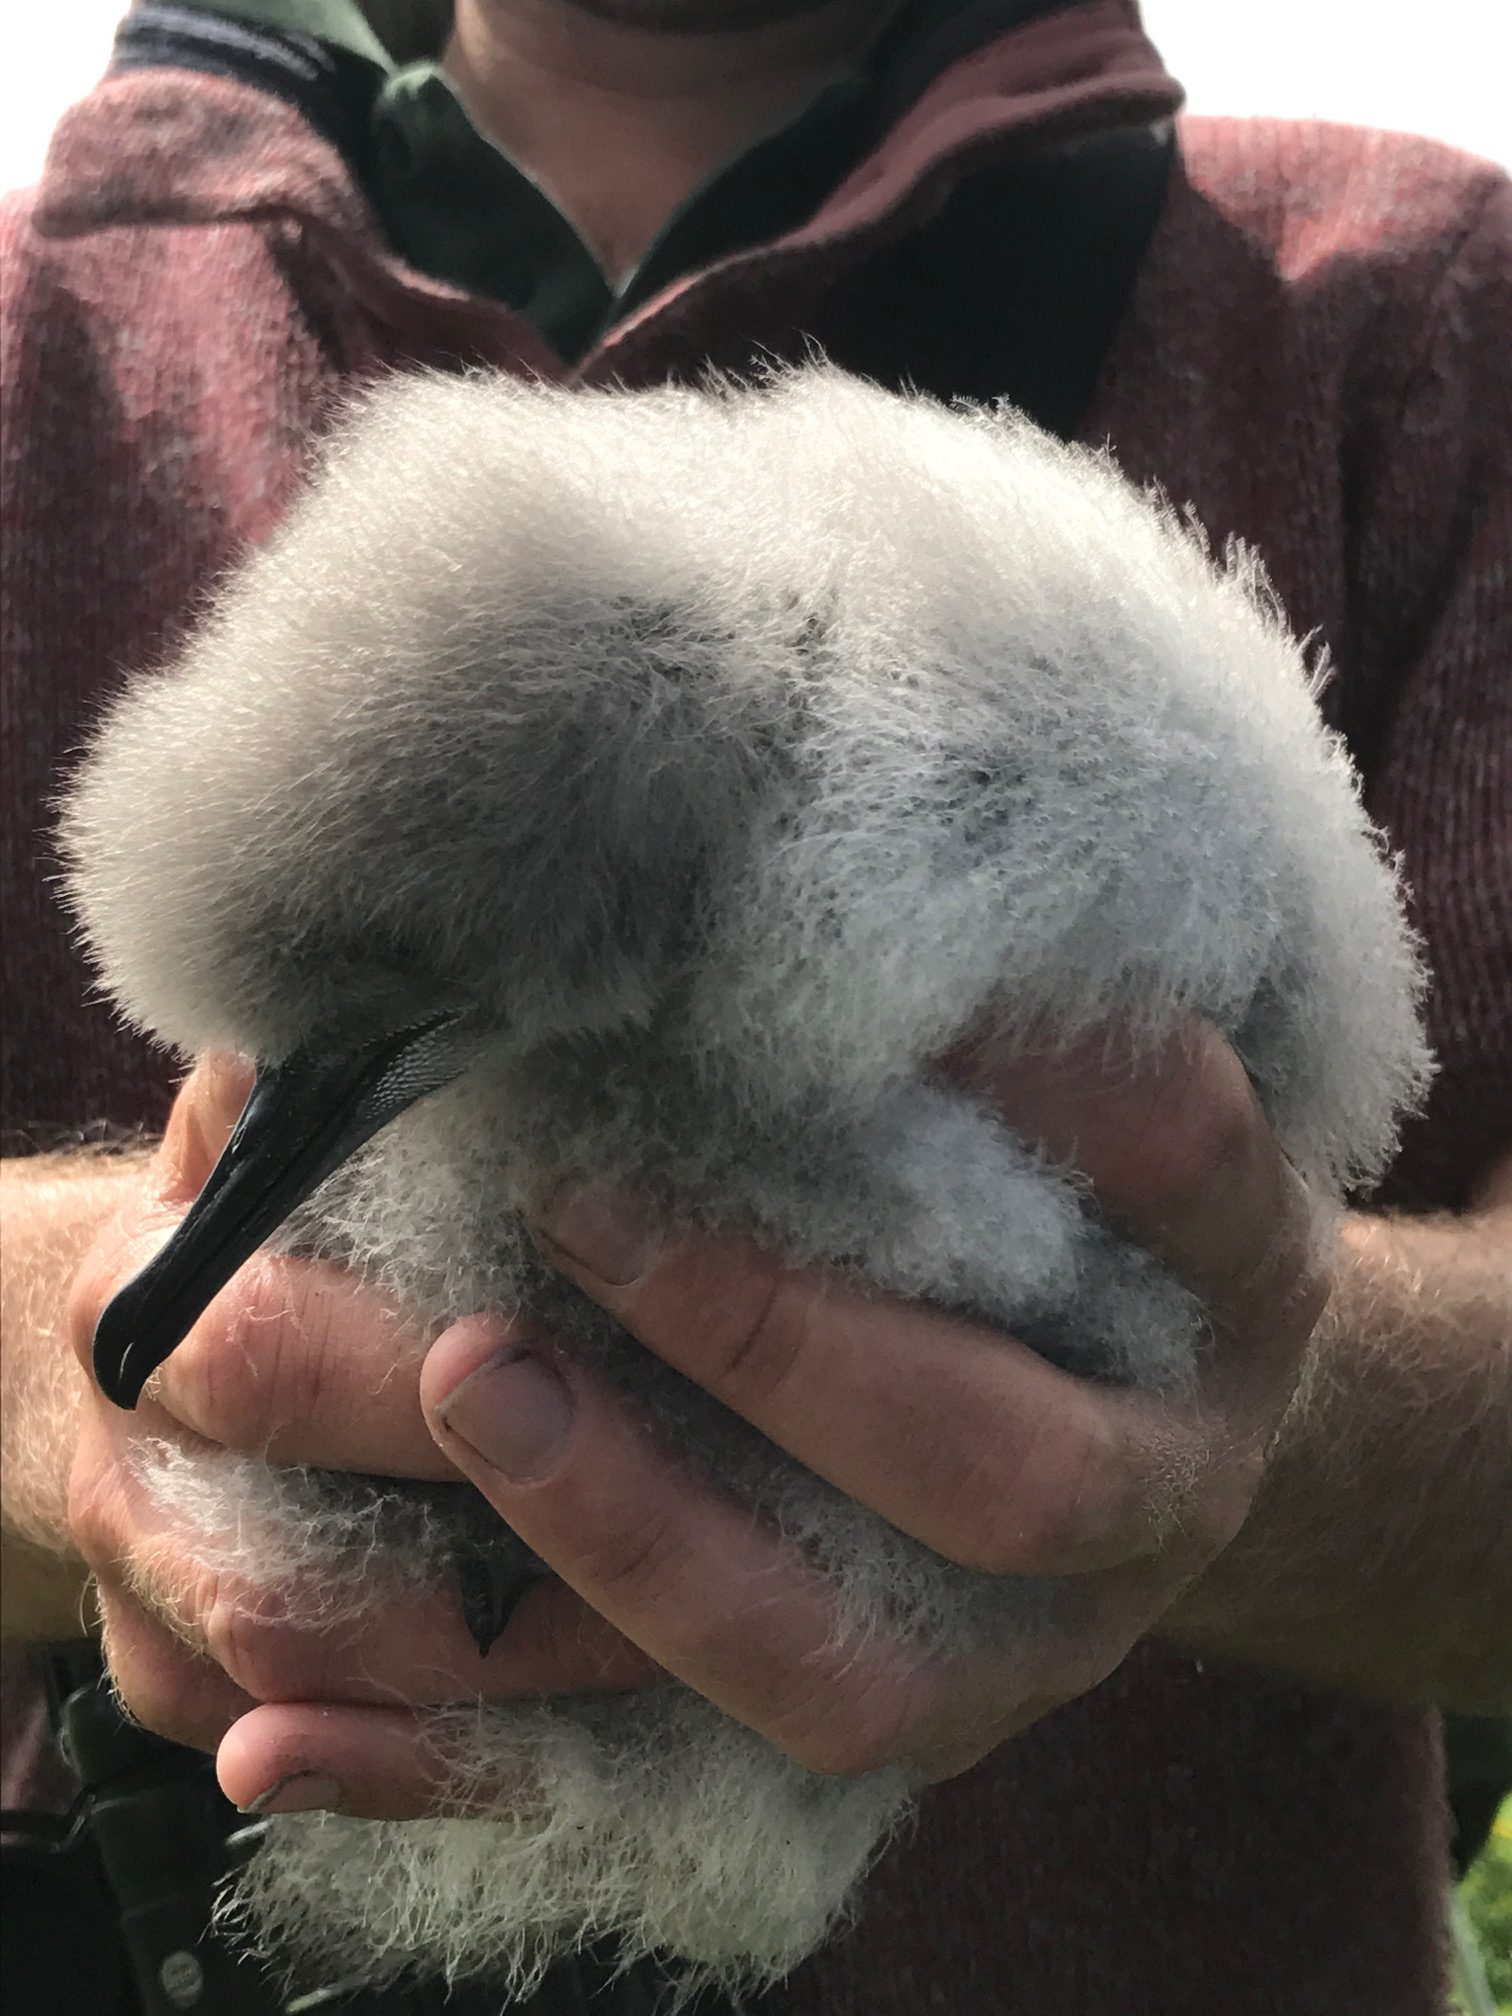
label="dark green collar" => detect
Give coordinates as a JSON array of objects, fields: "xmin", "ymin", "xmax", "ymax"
[
  {"xmin": 188, "ymin": 0, "xmax": 393, "ymax": 68},
  {"xmin": 166, "ymin": 0, "xmax": 874, "ymax": 361}
]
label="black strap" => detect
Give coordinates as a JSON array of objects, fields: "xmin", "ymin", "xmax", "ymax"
[
  {"xmin": 994, "ymin": 117, "xmax": 1174, "ymax": 443},
  {"xmin": 827, "ymin": 116, "xmax": 1175, "ymax": 444},
  {"xmin": 16, "ymin": 1655, "xmax": 716, "ymax": 2016},
  {"xmin": 54, "ymin": 1672, "xmax": 292, "ymax": 2016}
]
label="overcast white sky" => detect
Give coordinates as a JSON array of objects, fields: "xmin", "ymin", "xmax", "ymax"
[{"xmin": 2, "ymin": 0, "xmax": 1507, "ymax": 193}]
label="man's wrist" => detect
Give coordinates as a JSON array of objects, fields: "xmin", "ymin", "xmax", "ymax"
[{"xmin": 1156, "ymin": 1202, "xmax": 1511, "ymax": 1708}]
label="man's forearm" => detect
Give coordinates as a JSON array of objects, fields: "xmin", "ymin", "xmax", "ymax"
[
  {"xmin": 0, "ymin": 1151, "xmax": 151, "ymax": 1642},
  {"xmin": 1166, "ymin": 1192, "xmax": 1512, "ymax": 1709}
]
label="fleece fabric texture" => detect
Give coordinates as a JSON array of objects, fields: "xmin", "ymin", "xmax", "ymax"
[{"xmin": 2, "ymin": 3, "xmax": 1509, "ymax": 2013}]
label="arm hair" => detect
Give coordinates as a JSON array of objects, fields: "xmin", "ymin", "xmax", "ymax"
[
  {"xmin": 0, "ymin": 1148, "xmax": 154, "ymax": 1642},
  {"xmin": 1165, "ymin": 1158, "xmax": 1512, "ymax": 1710}
]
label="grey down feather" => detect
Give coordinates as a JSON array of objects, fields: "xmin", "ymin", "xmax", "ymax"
[{"xmin": 59, "ymin": 365, "xmax": 1431, "ymax": 2003}]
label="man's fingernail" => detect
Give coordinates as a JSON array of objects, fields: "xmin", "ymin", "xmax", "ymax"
[
  {"xmin": 535, "ymin": 1183, "xmax": 658, "ymax": 1284},
  {"xmin": 239, "ymin": 1771, "xmax": 343, "ymax": 1816},
  {"xmin": 435, "ymin": 1346, "xmax": 575, "ymax": 1483}
]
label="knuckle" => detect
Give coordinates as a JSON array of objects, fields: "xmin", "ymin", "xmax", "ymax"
[
  {"xmin": 1189, "ymin": 1441, "xmax": 1266, "ymax": 1558},
  {"xmin": 1277, "ymin": 1239, "xmax": 1332, "ymax": 1349},
  {"xmin": 1142, "ymin": 1053, "xmax": 1258, "ymax": 1219},
  {"xmin": 1006, "ymin": 1610, "xmax": 1129, "ymax": 1722},
  {"xmin": 797, "ymin": 1722, "xmax": 906, "ymax": 1779},
  {"xmin": 1226, "ymin": 1162, "xmax": 1330, "ymax": 1351},
  {"xmin": 704, "ymin": 1262, "xmax": 819, "ymax": 1415},
  {"xmin": 140, "ymin": 1695, "xmax": 226, "ymax": 1753},
  {"xmin": 572, "ymin": 1498, "xmax": 689, "ymax": 1613},
  {"xmin": 169, "ymin": 1257, "xmax": 309, "ymax": 1451},
  {"xmin": 1012, "ymin": 1449, "xmax": 1112, "ymax": 1571},
  {"xmin": 157, "ymin": 1060, "xmax": 248, "ymax": 1203},
  {"xmin": 65, "ymin": 1255, "xmax": 110, "ymax": 1374},
  {"xmin": 967, "ymin": 1407, "xmax": 1134, "ymax": 1575},
  {"xmin": 105, "ymin": 1532, "xmax": 321, "ymax": 1708},
  {"xmin": 929, "ymin": 1431, "xmax": 1037, "ymax": 1574},
  {"xmin": 66, "ymin": 1477, "xmax": 115, "ymax": 1574},
  {"xmin": 199, "ymin": 1576, "xmax": 314, "ymax": 1700},
  {"xmin": 1054, "ymin": 1631, "xmax": 1127, "ymax": 1705},
  {"xmin": 67, "ymin": 1427, "xmax": 130, "ymax": 1572},
  {"xmin": 914, "ymin": 1728, "xmax": 1003, "ymax": 1782},
  {"xmin": 66, "ymin": 1214, "xmax": 152, "ymax": 1375},
  {"xmin": 778, "ymin": 1665, "xmax": 927, "ymax": 1779},
  {"xmin": 99, "ymin": 1602, "xmax": 236, "ymax": 1754},
  {"xmin": 112, "ymin": 1662, "xmax": 214, "ymax": 1751}
]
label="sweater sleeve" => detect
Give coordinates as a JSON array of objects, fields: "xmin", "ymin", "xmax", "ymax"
[
  {"xmin": 1343, "ymin": 170, "xmax": 1512, "ymax": 1209},
  {"xmin": 1, "ymin": 193, "xmax": 330, "ymax": 1149}
]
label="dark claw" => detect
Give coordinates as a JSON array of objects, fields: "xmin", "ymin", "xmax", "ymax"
[{"xmin": 456, "ymin": 1551, "xmax": 544, "ymax": 1657}]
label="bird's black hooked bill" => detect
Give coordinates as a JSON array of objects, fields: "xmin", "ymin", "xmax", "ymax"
[
  {"xmin": 92, "ymin": 1007, "xmax": 473, "ymax": 1410},
  {"xmin": 89, "ymin": 1003, "xmax": 537, "ymax": 1654}
]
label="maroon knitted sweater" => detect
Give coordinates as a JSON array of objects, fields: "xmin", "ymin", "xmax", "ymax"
[{"xmin": 3, "ymin": 2, "xmax": 1509, "ymax": 2011}]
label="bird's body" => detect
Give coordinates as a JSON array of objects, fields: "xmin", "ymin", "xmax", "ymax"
[{"xmin": 61, "ymin": 367, "xmax": 1429, "ymax": 2001}]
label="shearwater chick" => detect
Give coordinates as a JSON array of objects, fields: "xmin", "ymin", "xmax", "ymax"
[{"xmin": 59, "ymin": 365, "xmax": 1431, "ymax": 2004}]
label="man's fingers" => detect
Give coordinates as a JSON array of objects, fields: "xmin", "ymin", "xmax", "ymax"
[
  {"xmin": 157, "ymin": 1052, "xmax": 256, "ymax": 1205},
  {"xmin": 63, "ymin": 1053, "xmax": 243, "ymax": 1381},
  {"xmin": 67, "ymin": 1196, "xmax": 184, "ymax": 1377},
  {"xmin": 75, "ymin": 1405, "xmax": 651, "ymax": 1710},
  {"xmin": 216, "ymin": 1701, "xmax": 533, "ymax": 1821},
  {"xmin": 76, "ymin": 1226, "xmax": 457, "ymax": 1478},
  {"xmin": 154, "ymin": 1255, "xmax": 456, "ymax": 1478},
  {"xmin": 94, "ymin": 1582, "xmax": 258, "ymax": 1754},
  {"xmin": 171, "ymin": 1562, "xmax": 649, "ymax": 1712},
  {"xmin": 529, "ymin": 1207, "xmax": 1210, "ymax": 1576},
  {"xmin": 67, "ymin": 1177, "xmax": 458, "ymax": 1479},
  {"xmin": 88, "ymin": 1053, "xmax": 459, "ymax": 1475},
  {"xmin": 946, "ymin": 1016, "xmax": 1328, "ymax": 1405},
  {"xmin": 424, "ymin": 1316, "xmax": 1056, "ymax": 1780},
  {"xmin": 217, "ymin": 1667, "xmax": 1066, "ymax": 1819}
]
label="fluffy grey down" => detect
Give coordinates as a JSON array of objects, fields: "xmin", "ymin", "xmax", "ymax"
[{"xmin": 60, "ymin": 366, "xmax": 1431, "ymax": 2002}]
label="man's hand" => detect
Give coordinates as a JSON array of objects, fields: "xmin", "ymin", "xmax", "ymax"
[
  {"xmin": 61, "ymin": 1056, "xmax": 655, "ymax": 1800},
  {"xmin": 57, "ymin": 1025, "xmax": 1340, "ymax": 1819},
  {"xmin": 397, "ymin": 1018, "xmax": 1324, "ymax": 1790}
]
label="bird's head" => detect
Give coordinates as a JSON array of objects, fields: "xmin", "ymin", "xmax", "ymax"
[{"xmin": 60, "ymin": 372, "xmax": 841, "ymax": 1401}]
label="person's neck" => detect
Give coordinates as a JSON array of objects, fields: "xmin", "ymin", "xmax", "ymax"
[{"xmin": 442, "ymin": 0, "xmax": 893, "ymax": 280}]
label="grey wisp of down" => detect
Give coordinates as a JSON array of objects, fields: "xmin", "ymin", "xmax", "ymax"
[{"xmin": 59, "ymin": 366, "xmax": 1431, "ymax": 2004}]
